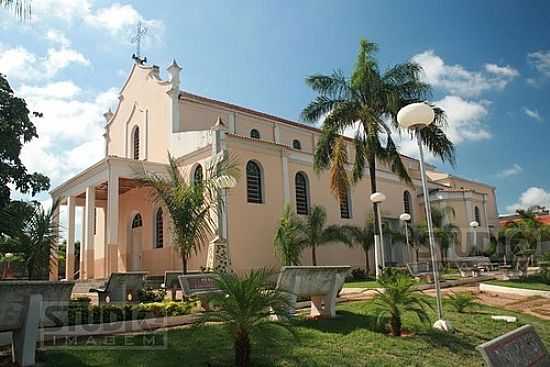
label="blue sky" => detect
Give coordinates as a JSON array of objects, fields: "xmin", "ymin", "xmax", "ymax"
[{"xmin": 1, "ymin": 0, "xmax": 550, "ymax": 214}]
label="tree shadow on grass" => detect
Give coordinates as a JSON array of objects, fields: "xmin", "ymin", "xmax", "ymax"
[
  {"xmin": 416, "ymin": 329, "xmax": 477, "ymax": 356},
  {"xmin": 293, "ymin": 310, "xmax": 385, "ymax": 335}
]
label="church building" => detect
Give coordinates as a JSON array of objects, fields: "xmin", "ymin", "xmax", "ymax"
[{"xmin": 49, "ymin": 60, "xmax": 499, "ymax": 280}]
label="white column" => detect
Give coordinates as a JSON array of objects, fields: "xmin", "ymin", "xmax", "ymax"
[
  {"xmin": 80, "ymin": 204, "xmax": 86, "ymax": 278},
  {"xmin": 106, "ymin": 172, "xmax": 119, "ymax": 275},
  {"xmin": 84, "ymin": 185, "xmax": 96, "ymax": 279},
  {"xmin": 66, "ymin": 196, "xmax": 76, "ymax": 280}
]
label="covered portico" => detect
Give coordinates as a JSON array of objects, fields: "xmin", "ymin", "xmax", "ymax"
[{"xmin": 49, "ymin": 156, "xmax": 169, "ymax": 280}]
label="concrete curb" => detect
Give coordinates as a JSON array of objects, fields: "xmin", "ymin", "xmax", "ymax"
[{"xmin": 479, "ymin": 283, "xmax": 550, "ymax": 298}]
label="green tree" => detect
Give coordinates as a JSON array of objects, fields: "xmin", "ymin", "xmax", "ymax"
[
  {"xmin": 373, "ymin": 269, "xmax": 431, "ymax": 336},
  {"xmin": 414, "ymin": 206, "xmax": 458, "ymax": 263},
  {"xmin": 141, "ymin": 154, "xmax": 239, "ymax": 273},
  {"xmin": 302, "ymin": 39, "xmax": 454, "ymax": 263},
  {"xmin": 0, "ymin": 200, "xmax": 60, "ymax": 279},
  {"xmin": 299, "ymin": 205, "xmax": 350, "ymax": 266},
  {"xmin": 0, "ymin": 0, "xmax": 31, "ymax": 20},
  {"xmin": 195, "ymin": 269, "xmax": 295, "ymax": 367},
  {"xmin": 274, "ymin": 204, "xmax": 307, "ymax": 266},
  {"xmin": 0, "ymin": 74, "xmax": 49, "ymax": 211},
  {"xmin": 499, "ymin": 209, "xmax": 550, "ymax": 274}
]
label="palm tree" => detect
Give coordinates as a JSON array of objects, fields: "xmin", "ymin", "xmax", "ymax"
[
  {"xmin": 373, "ymin": 269, "xmax": 431, "ymax": 336},
  {"xmin": 343, "ymin": 217, "xmax": 403, "ymax": 274},
  {"xmin": 1, "ymin": 0, "xmax": 31, "ymax": 20},
  {"xmin": 299, "ymin": 205, "xmax": 350, "ymax": 266},
  {"xmin": 195, "ymin": 269, "xmax": 295, "ymax": 367},
  {"xmin": 302, "ymin": 39, "xmax": 455, "ymax": 267},
  {"xmin": 0, "ymin": 200, "xmax": 60, "ymax": 279},
  {"xmin": 141, "ymin": 154, "xmax": 239, "ymax": 274},
  {"xmin": 415, "ymin": 206, "xmax": 458, "ymax": 263},
  {"xmin": 274, "ymin": 204, "xmax": 307, "ymax": 266},
  {"xmin": 343, "ymin": 220, "xmax": 375, "ymax": 274}
]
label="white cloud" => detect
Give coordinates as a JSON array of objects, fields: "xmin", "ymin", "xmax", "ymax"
[
  {"xmin": 528, "ymin": 50, "xmax": 550, "ymax": 77},
  {"xmin": 0, "ymin": 45, "xmax": 89, "ymax": 82},
  {"xmin": 498, "ymin": 163, "xmax": 523, "ymax": 177},
  {"xmin": 507, "ymin": 187, "xmax": 550, "ymax": 212},
  {"xmin": 18, "ymin": 81, "xmax": 81, "ymax": 99},
  {"xmin": 411, "ymin": 50, "xmax": 518, "ymax": 97},
  {"xmin": 18, "ymin": 84, "xmax": 119, "ymax": 185},
  {"xmin": 434, "ymin": 96, "xmax": 491, "ymax": 143},
  {"xmin": 523, "ymin": 107, "xmax": 543, "ymax": 122},
  {"xmin": 31, "ymin": 1, "xmax": 163, "ymax": 45},
  {"xmin": 45, "ymin": 29, "xmax": 70, "ymax": 48},
  {"xmin": 485, "ymin": 63, "xmax": 519, "ymax": 78}
]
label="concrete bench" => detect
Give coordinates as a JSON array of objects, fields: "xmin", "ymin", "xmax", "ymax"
[
  {"xmin": 178, "ymin": 273, "xmax": 222, "ymax": 311},
  {"xmin": 89, "ymin": 272, "xmax": 147, "ymax": 304},
  {"xmin": 477, "ymin": 324, "xmax": 549, "ymax": 366},
  {"xmin": 0, "ymin": 281, "xmax": 74, "ymax": 366},
  {"xmin": 161, "ymin": 271, "xmax": 185, "ymax": 300},
  {"xmin": 406, "ymin": 263, "xmax": 434, "ymax": 282},
  {"xmin": 274, "ymin": 266, "xmax": 350, "ymax": 319},
  {"xmin": 455, "ymin": 263, "xmax": 481, "ymax": 278}
]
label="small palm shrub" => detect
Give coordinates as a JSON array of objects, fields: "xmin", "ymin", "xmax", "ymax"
[
  {"xmin": 447, "ymin": 292, "xmax": 479, "ymax": 313},
  {"xmin": 372, "ymin": 269, "xmax": 431, "ymax": 336},
  {"xmin": 195, "ymin": 269, "xmax": 295, "ymax": 367}
]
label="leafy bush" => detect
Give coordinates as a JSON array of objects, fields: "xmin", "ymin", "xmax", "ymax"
[
  {"xmin": 350, "ymin": 268, "xmax": 368, "ymax": 281},
  {"xmin": 67, "ymin": 300, "xmax": 193, "ymax": 325},
  {"xmin": 447, "ymin": 292, "xmax": 478, "ymax": 313},
  {"xmin": 539, "ymin": 253, "xmax": 550, "ymax": 285},
  {"xmin": 137, "ymin": 288, "xmax": 167, "ymax": 303}
]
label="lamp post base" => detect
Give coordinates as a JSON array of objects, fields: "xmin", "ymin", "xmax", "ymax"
[{"xmin": 433, "ymin": 319, "xmax": 453, "ymax": 332}]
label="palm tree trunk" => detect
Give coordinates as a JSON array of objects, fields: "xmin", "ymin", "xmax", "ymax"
[
  {"xmin": 391, "ymin": 311, "xmax": 402, "ymax": 336},
  {"xmin": 368, "ymin": 156, "xmax": 382, "ymax": 274},
  {"xmin": 311, "ymin": 245, "xmax": 317, "ymax": 266},
  {"xmin": 364, "ymin": 247, "xmax": 370, "ymax": 274},
  {"xmin": 182, "ymin": 255, "xmax": 188, "ymax": 274},
  {"xmin": 234, "ymin": 330, "xmax": 251, "ymax": 367}
]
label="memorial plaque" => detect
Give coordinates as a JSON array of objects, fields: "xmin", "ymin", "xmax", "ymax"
[{"xmin": 477, "ymin": 325, "xmax": 550, "ymax": 367}]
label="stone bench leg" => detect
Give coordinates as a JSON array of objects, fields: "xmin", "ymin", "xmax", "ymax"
[
  {"xmin": 12, "ymin": 294, "xmax": 42, "ymax": 367},
  {"xmin": 310, "ymin": 296, "xmax": 323, "ymax": 318}
]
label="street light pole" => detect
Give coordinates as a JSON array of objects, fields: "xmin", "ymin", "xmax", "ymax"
[
  {"xmin": 370, "ymin": 192, "xmax": 387, "ymax": 279},
  {"xmin": 397, "ymin": 102, "xmax": 452, "ymax": 332},
  {"xmin": 400, "ymin": 213, "xmax": 411, "ymax": 262}
]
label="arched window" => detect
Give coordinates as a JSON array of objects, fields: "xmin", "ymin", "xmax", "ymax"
[
  {"xmin": 246, "ymin": 161, "xmax": 263, "ymax": 203},
  {"xmin": 155, "ymin": 208, "xmax": 164, "ymax": 248},
  {"xmin": 131, "ymin": 213, "xmax": 143, "ymax": 228},
  {"xmin": 295, "ymin": 172, "xmax": 309, "ymax": 215},
  {"xmin": 403, "ymin": 191, "xmax": 412, "ymax": 216},
  {"xmin": 292, "ymin": 139, "xmax": 302, "ymax": 150},
  {"xmin": 193, "ymin": 164, "xmax": 203, "ymax": 185},
  {"xmin": 474, "ymin": 206, "xmax": 481, "ymax": 225},
  {"xmin": 250, "ymin": 129, "xmax": 260, "ymax": 139},
  {"xmin": 340, "ymin": 190, "xmax": 351, "ymax": 219},
  {"xmin": 132, "ymin": 126, "xmax": 140, "ymax": 160}
]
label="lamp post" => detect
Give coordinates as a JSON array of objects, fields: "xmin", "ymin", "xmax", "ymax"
[
  {"xmin": 397, "ymin": 102, "xmax": 451, "ymax": 332},
  {"xmin": 470, "ymin": 220, "xmax": 479, "ymax": 253},
  {"xmin": 400, "ymin": 213, "xmax": 412, "ymax": 262},
  {"xmin": 370, "ymin": 192, "xmax": 386, "ymax": 279}
]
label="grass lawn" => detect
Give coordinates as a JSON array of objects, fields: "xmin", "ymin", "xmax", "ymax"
[
  {"xmin": 343, "ymin": 273, "xmax": 461, "ymax": 289},
  {"xmin": 485, "ymin": 275, "xmax": 550, "ymax": 291},
  {"xmin": 43, "ymin": 298, "xmax": 550, "ymax": 367}
]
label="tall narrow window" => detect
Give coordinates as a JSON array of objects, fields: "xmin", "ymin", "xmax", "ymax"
[
  {"xmin": 132, "ymin": 126, "xmax": 140, "ymax": 160},
  {"xmin": 250, "ymin": 129, "xmax": 260, "ymax": 139},
  {"xmin": 292, "ymin": 139, "xmax": 302, "ymax": 150},
  {"xmin": 246, "ymin": 161, "xmax": 263, "ymax": 203},
  {"xmin": 403, "ymin": 191, "xmax": 412, "ymax": 216},
  {"xmin": 295, "ymin": 172, "xmax": 309, "ymax": 215},
  {"xmin": 155, "ymin": 208, "xmax": 164, "ymax": 248},
  {"xmin": 193, "ymin": 164, "xmax": 203, "ymax": 185},
  {"xmin": 131, "ymin": 213, "xmax": 143, "ymax": 228},
  {"xmin": 340, "ymin": 190, "xmax": 351, "ymax": 219},
  {"xmin": 474, "ymin": 206, "xmax": 481, "ymax": 224}
]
